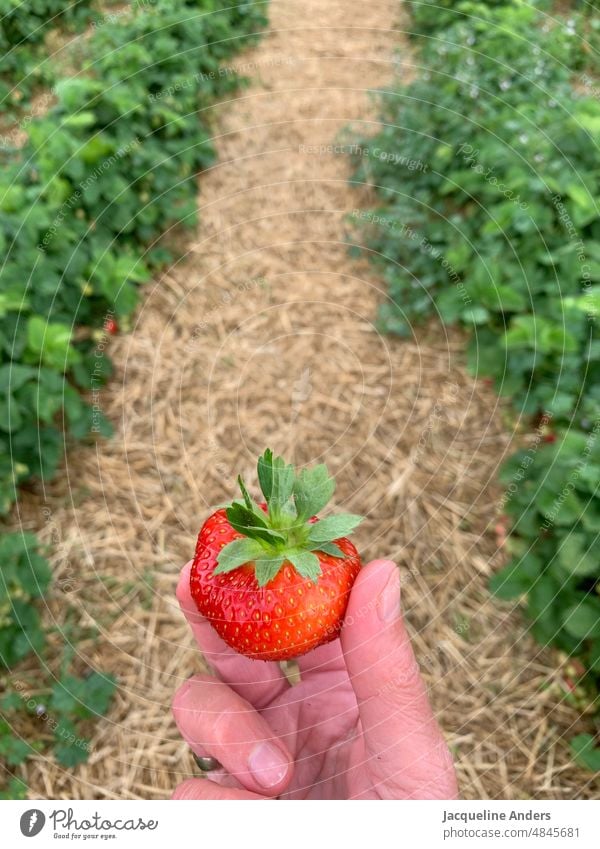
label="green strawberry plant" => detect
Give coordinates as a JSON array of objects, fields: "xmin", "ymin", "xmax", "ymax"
[
  {"xmin": 491, "ymin": 432, "xmax": 600, "ymax": 657},
  {"xmin": 0, "ymin": 534, "xmax": 118, "ymax": 786},
  {"xmin": 0, "ymin": 666, "xmax": 117, "ymax": 776},
  {"xmin": 0, "ymin": 717, "xmax": 42, "ymax": 768},
  {"xmin": 0, "ymin": 533, "xmax": 51, "ymax": 669},
  {"xmin": 48, "ymin": 669, "xmax": 117, "ymax": 767},
  {"xmin": 0, "ymin": 0, "xmax": 97, "ymax": 115},
  {"xmin": 405, "ymin": 0, "xmax": 529, "ymax": 39},
  {"xmin": 0, "ymin": 0, "xmax": 266, "ymax": 515},
  {"xmin": 351, "ymin": 0, "xmax": 600, "ymax": 767},
  {"xmin": 0, "ymin": 0, "xmax": 268, "ymax": 796}
]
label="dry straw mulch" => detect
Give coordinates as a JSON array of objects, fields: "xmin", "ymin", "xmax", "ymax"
[{"xmin": 9, "ymin": 0, "xmax": 600, "ymax": 799}]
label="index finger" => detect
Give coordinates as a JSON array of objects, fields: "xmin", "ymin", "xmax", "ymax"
[{"xmin": 177, "ymin": 561, "xmax": 288, "ymax": 709}]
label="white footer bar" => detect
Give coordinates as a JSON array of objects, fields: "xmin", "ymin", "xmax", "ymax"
[{"xmin": 1, "ymin": 800, "xmax": 598, "ymax": 848}]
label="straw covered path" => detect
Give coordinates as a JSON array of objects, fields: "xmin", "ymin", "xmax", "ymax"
[{"xmin": 15, "ymin": 0, "xmax": 599, "ymax": 799}]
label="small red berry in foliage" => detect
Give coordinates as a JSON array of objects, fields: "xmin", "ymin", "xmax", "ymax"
[
  {"xmin": 494, "ymin": 523, "xmax": 506, "ymax": 548},
  {"xmin": 494, "ymin": 514, "xmax": 510, "ymax": 548},
  {"xmin": 104, "ymin": 318, "xmax": 118, "ymax": 334},
  {"xmin": 190, "ymin": 449, "xmax": 363, "ymax": 661},
  {"xmin": 543, "ymin": 433, "xmax": 556, "ymax": 444}
]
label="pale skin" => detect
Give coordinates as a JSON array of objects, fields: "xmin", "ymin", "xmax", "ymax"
[{"xmin": 172, "ymin": 558, "xmax": 459, "ymax": 800}]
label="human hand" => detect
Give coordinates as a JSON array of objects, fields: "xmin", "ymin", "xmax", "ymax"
[{"xmin": 172, "ymin": 558, "xmax": 458, "ymax": 799}]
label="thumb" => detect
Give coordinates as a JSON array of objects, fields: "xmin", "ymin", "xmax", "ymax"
[{"xmin": 340, "ymin": 559, "xmax": 458, "ymax": 799}]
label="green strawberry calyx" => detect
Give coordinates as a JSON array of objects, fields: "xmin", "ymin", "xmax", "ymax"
[{"xmin": 214, "ymin": 449, "xmax": 363, "ymax": 587}]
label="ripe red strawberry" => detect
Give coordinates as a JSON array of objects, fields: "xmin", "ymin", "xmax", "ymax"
[
  {"xmin": 190, "ymin": 449, "xmax": 363, "ymax": 661},
  {"xmin": 104, "ymin": 317, "xmax": 118, "ymax": 334}
]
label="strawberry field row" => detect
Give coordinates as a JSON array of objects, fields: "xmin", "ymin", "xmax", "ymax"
[
  {"xmin": 0, "ymin": 0, "xmax": 267, "ymax": 796},
  {"xmin": 350, "ymin": 0, "xmax": 600, "ymax": 770}
]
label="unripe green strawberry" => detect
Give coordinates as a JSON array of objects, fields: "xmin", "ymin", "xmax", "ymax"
[{"xmin": 190, "ymin": 450, "xmax": 363, "ymax": 661}]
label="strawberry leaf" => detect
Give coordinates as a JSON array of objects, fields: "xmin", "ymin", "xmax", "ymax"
[
  {"xmin": 270, "ymin": 459, "xmax": 295, "ymax": 513},
  {"xmin": 235, "ymin": 476, "xmax": 269, "ymax": 524},
  {"xmin": 293, "ymin": 464, "xmax": 335, "ymax": 521},
  {"xmin": 237, "ymin": 476, "xmax": 255, "ymax": 511},
  {"xmin": 257, "ymin": 448, "xmax": 295, "ymax": 515},
  {"xmin": 310, "ymin": 541, "xmax": 345, "ymax": 558},
  {"xmin": 255, "ymin": 555, "xmax": 285, "ymax": 587},
  {"xmin": 257, "ymin": 448, "xmax": 274, "ymax": 502},
  {"xmin": 286, "ymin": 550, "xmax": 322, "ymax": 580},
  {"xmin": 226, "ymin": 503, "xmax": 285, "ymax": 545},
  {"xmin": 308, "ymin": 514, "xmax": 363, "ymax": 543},
  {"xmin": 215, "ymin": 538, "xmax": 266, "ymax": 574}
]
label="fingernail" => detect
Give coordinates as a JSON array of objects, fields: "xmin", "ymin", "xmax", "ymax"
[
  {"xmin": 248, "ymin": 742, "xmax": 288, "ymax": 788},
  {"xmin": 378, "ymin": 566, "xmax": 400, "ymax": 622}
]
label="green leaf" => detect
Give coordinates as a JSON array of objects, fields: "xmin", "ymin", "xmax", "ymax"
[
  {"xmin": 566, "ymin": 184, "xmax": 597, "ymax": 226},
  {"xmin": 557, "ymin": 534, "xmax": 598, "ymax": 577},
  {"xmin": 0, "ymin": 692, "xmax": 23, "ymax": 711},
  {"xmin": 100, "ymin": 277, "xmax": 138, "ymax": 317},
  {"xmin": 0, "ymin": 396, "xmax": 22, "ymax": 432},
  {"xmin": 0, "ymin": 364, "xmax": 36, "ymax": 392},
  {"xmin": 588, "ymin": 640, "xmax": 600, "ymax": 672},
  {"xmin": 268, "ymin": 454, "xmax": 296, "ymax": 513},
  {"xmin": 308, "ymin": 513, "xmax": 363, "ymax": 543},
  {"xmin": 570, "ymin": 734, "xmax": 600, "ymax": 772},
  {"xmin": 227, "ymin": 502, "xmax": 268, "ymax": 532},
  {"xmin": 254, "ymin": 555, "xmax": 285, "ymax": 587},
  {"xmin": 80, "ymin": 135, "xmax": 113, "ymax": 165},
  {"xmin": 237, "ymin": 476, "xmax": 254, "ymax": 511},
  {"xmin": 293, "ymin": 464, "xmax": 335, "ymax": 520},
  {"xmin": 0, "ymin": 734, "xmax": 34, "ymax": 767},
  {"xmin": 257, "ymin": 448, "xmax": 274, "ymax": 502},
  {"xmin": 563, "ymin": 601, "xmax": 600, "ymax": 639},
  {"xmin": 63, "ymin": 112, "xmax": 96, "ymax": 128},
  {"xmin": 491, "ymin": 285, "xmax": 527, "ymax": 313},
  {"xmin": 539, "ymin": 323, "xmax": 578, "ymax": 354},
  {"xmin": 26, "ymin": 317, "xmax": 80, "ymax": 369},
  {"xmin": 81, "ymin": 672, "xmax": 117, "ymax": 717},
  {"xmin": 27, "ymin": 553, "xmax": 52, "ymax": 598},
  {"xmin": 436, "ymin": 288, "xmax": 462, "ymax": 323},
  {"xmin": 215, "ymin": 538, "xmax": 265, "ymax": 575},
  {"xmin": 285, "ymin": 550, "xmax": 322, "ymax": 581},
  {"xmin": 311, "ymin": 541, "xmax": 345, "ymax": 558},
  {"xmin": 50, "ymin": 672, "xmax": 116, "ymax": 720},
  {"xmin": 53, "ymin": 717, "xmax": 90, "ymax": 768},
  {"xmin": 489, "ymin": 555, "xmax": 541, "ymax": 600},
  {"xmin": 25, "ymin": 314, "xmax": 44, "ymax": 352},
  {"xmin": 462, "ymin": 307, "xmax": 490, "ymax": 325},
  {"xmin": 503, "ymin": 315, "xmax": 537, "ymax": 349},
  {"xmin": 256, "ymin": 448, "xmax": 295, "ymax": 513},
  {"xmin": 226, "ymin": 503, "xmax": 285, "ymax": 545},
  {"xmin": 234, "ymin": 477, "xmax": 268, "ymax": 526},
  {"xmin": 581, "ymin": 505, "xmax": 600, "ymax": 533}
]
